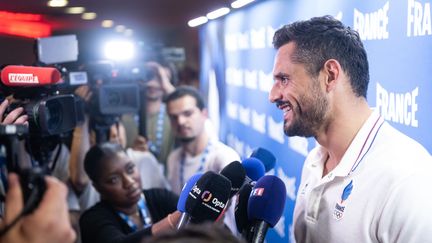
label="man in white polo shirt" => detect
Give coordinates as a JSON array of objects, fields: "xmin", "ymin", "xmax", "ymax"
[{"xmin": 269, "ymin": 15, "xmax": 432, "ymax": 242}]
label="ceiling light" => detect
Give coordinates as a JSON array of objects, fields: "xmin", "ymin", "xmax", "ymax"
[
  {"xmin": 206, "ymin": 7, "xmax": 230, "ymax": 20},
  {"xmin": 101, "ymin": 20, "xmax": 114, "ymax": 28},
  {"xmin": 188, "ymin": 16, "xmax": 208, "ymax": 27},
  {"xmin": 65, "ymin": 7, "xmax": 85, "ymax": 14},
  {"xmin": 231, "ymin": 0, "xmax": 255, "ymax": 9},
  {"xmin": 47, "ymin": 0, "xmax": 68, "ymax": 7},
  {"xmin": 82, "ymin": 12, "xmax": 97, "ymax": 20}
]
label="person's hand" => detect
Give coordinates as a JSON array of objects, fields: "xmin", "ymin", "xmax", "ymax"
[
  {"xmin": 0, "ymin": 173, "xmax": 76, "ymax": 243},
  {"xmin": 132, "ymin": 135, "xmax": 149, "ymax": 152},
  {"xmin": 74, "ymin": 85, "xmax": 92, "ymax": 102},
  {"xmin": 146, "ymin": 62, "xmax": 175, "ymax": 95},
  {"xmin": 0, "ymin": 99, "xmax": 28, "ymax": 125}
]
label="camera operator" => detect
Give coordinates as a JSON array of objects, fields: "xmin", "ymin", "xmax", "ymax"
[
  {"xmin": 0, "ymin": 101, "xmax": 75, "ymax": 243},
  {"xmin": 122, "ymin": 61, "xmax": 176, "ymax": 169}
]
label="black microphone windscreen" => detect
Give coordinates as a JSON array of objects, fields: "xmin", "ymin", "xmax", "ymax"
[
  {"xmin": 235, "ymin": 182, "xmax": 253, "ymax": 233},
  {"xmin": 220, "ymin": 161, "xmax": 246, "ymax": 197},
  {"xmin": 185, "ymin": 171, "xmax": 232, "ymax": 223}
]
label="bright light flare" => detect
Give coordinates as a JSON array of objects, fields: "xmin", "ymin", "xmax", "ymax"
[{"xmin": 103, "ymin": 40, "xmax": 135, "ymax": 61}]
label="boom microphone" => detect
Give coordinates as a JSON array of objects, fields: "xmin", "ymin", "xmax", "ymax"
[
  {"xmin": 177, "ymin": 173, "xmax": 203, "ymax": 229},
  {"xmin": 242, "ymin": 158, "xmax": 265, "ymax": 182},
  {"xmin": 220, "ymin": 161, "xmax": 246, "ymax": 197},
  {"xmin": 185, "ymin": 171, "xmax": 231, "ymax": 224},
  {"xmin": 250, "ymin": 147, "xmax": 276, "ymax": 172},
  {"xmin": 248, "ymin": 175, "xmax": 286, "ymax": 243},
  {"xmin": 1, "ymin": 65, "xmax": 62, "ymax": 87}
]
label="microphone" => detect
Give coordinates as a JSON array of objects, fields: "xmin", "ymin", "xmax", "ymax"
[
  {"xmin": 242, "ymin": 158, "xmax": 265, "ymax": 182},
  {"xmin": 247, "ymin": 175, "xmax": 286, "ymax": 243},
  {"xmin": 185, "ymin": 171, "xmax": 232, "ymax": 224},
  {"xmin": 250, "ymin": 147, "xmax": 276, "ymax": 172},
  {"xmin": 1, "ymin": 65, "xmax": 62, "ymax": 87},
  {"xmin": 220, "ymin": 161, "xmax": 246, "ymax": 197},
  {"xmin": 176, "ymin": 173, "xmax": 203, "ymax": 229},
  {"xmin": 235, "ymin": 182, "xmax": 253, "ymax": 237}
]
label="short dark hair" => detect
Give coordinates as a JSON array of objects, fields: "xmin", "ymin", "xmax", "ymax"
[
  {"xmin": 84, "ymin": 142, "xmax": 124, "ymax": 183},
  {"xmin": 273, "ymin": 15, "xmax": 369, "ymax": 98},
  {"xmin": 164, "ymin": 86, "xmax": 206, "ymax": 110}
]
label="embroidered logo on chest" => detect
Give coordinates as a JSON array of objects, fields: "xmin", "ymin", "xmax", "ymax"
[{"xmin": 333, "ymin": 180, "xmax": 353, "ymax": 221}]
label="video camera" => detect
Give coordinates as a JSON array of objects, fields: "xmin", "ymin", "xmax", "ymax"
[
  {"xmin": 0, "ymin": 35, "xmax": 82, "ymax": 216},
  {"xmin": 79, "ymin": 60, "xmax": 142, "ymax": 143}
]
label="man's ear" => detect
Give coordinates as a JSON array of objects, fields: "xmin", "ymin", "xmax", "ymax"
[
  {"xmin": 323, "ymin": 59, "xmax": 342, "ymax": 92},
  {"xmin": 202, "ymin": 108, "xmax": 208, "ymax": 118}
]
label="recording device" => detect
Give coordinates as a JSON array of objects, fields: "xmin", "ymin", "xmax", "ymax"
[
  {"xmin": 220, "ymin": 161, "xmax": 247, "ymax": 197},
  {"xmin": 83, "ymin": 61, "xmax": 141, "ymax": 143},
  {"xmin": 176, "ymin": 173, "xmax": 203, "ymax": 229},
  {"xmin": 242, "ymin": 158, "xmax": 265, "ymax": 182},
  {"xmin": 0, "ymin": 125, "xmax": 46, "ymax": 216},
  {"xmin": 247, "ymin": 175, "xmax": 286, "ymax": 243},
  {"xmin": 0, "ymin": 64, "xmax": 81, "ymax": 216},
  {"xmin": 185, "ymin": 171, "xmax": 231, "ymax": 224},
  {"xmin": 250, "ymin": 147, "xmax": 276, "ymax": 172},
  {"xmin": 0, "ymin": 65, "xmax": 78, "ymax": 137}
]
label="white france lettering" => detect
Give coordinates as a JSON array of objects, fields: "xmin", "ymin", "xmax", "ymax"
[
  {"xmin": 407, "ymin": 0, "xmax": 432, "ymax": 37},
  {"xmin": 353, "ymin": 2, "xmax": 390, "ymax": 40},
  {"xmin": 376, "ymin": 83, "xmax": 419, "ymax": 127}
]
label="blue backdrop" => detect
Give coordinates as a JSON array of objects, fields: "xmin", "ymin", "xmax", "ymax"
[{"xmin": 199, "ymin": 0, "xmax": 432, "ymax": 242}]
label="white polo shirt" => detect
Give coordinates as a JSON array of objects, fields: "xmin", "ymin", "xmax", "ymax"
[{"xmin": 293, "ymin": 110, "xmax": 432, "ymax": 243}]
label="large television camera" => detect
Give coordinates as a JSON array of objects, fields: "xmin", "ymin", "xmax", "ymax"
[
  {"xmin": 0, "ymin": 65, "xmax": 82, "ymax": 216},
  {"xmin": 0, "ymin": 34, "xmax": 83, "ymax": 216},
  {"xmin": 81, "ymin": 60, "xmax": 142, "ymax": 143}
]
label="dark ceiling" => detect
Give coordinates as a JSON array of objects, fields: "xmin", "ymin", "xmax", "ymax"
[
  {"xmin": 0, "ymin": 0, "xmax": 232, "ymax": 66},
  {"xmin": 0, "ymin": 0, "xmax": 231, "ymax": 32}
]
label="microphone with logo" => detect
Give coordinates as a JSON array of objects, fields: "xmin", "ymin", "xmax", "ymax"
[
  {"xmin": 185, "ymin": 171, "xmax": 232, "ymax": 225},
  {"xmin": 250, "ymin": 147, "xmax": 276, "ymax": 173},
  {"xmin": 247, "ymin": 175, "xmax": 286, "ymax": 243},
  {"xmin": 1, "ymin": 65, "xmax": 62, "ymax": 87},
  {"xmin": 176, "ymin": 172, "xmax": 203, "ymax": 229}
]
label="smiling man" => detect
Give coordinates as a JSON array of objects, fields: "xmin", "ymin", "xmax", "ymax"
[{"xmin": 269, "ymin": 15, "xmax": 432, "ymax": 243}]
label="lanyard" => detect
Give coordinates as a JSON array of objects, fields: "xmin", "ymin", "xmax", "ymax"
[
  {"xmin": 179, "ymin": 142, "xmax": 211, "ymax": 187},
  {"xmin": 117, "ymin": 196, "xmax": 152, "ymax": 232},
  {"xmin": 148, "ymin": 104, "xmax": 166, "ymax": 156},
  {"xmin": 348, "ymin": 115, "xmax": 384, "ymax": 175}
]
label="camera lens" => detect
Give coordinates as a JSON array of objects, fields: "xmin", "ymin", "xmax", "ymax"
[{"xmin": 45, "ymin": 99, "xmax": 63, "ymax": 132}]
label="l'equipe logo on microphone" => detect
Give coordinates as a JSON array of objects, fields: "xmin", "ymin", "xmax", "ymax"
[{"xmin": 8, "ymin": 73, "xmax": 39, "ymax": 83}]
